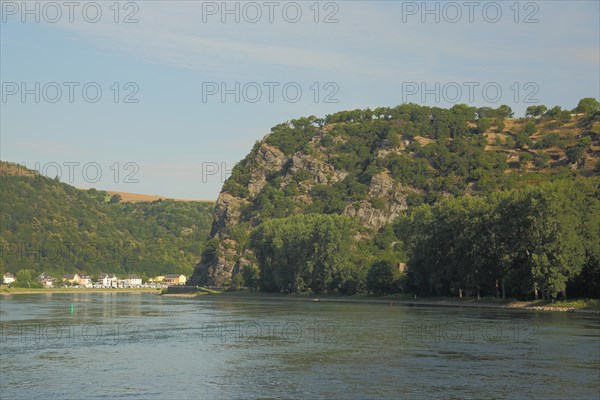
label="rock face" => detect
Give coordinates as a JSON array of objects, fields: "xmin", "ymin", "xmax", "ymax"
[
  {"xmin": 248, "ymin": 144, "xmax": 286, "ymax": 196},
  {"xmin": 191, "ymin": 130, "xmax": 416, "ymax": 287},
  {"xmin": 289, "ymin": 154, "xmax": 347, "ymax": 185},
  {"xmin": 368, "ymin": 171, "xmax": 395, "ymax": 198},
  {"xmin": 210, "ymin": 193, "xmax": 245, "ymax": 238},
  {"xmin": 206, "ymin": 239, "xmax": 237, "ymax": 285},
  {"xmin": 192, "ymin": 145, "xmax": 287, "ymax": 286},
  {"xmin": 343, "ymin": 172, "xmax": 409, "ymax": 229}
]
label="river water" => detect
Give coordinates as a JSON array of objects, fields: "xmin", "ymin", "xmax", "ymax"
[{"xmin": 0, "ymin": 293, "xmax": 598, "ymax": 399}]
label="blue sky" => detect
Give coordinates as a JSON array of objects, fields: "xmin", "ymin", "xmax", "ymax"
[{"xmin": 1, "ymin": 0, "xmax": 599, "ymax": 200}]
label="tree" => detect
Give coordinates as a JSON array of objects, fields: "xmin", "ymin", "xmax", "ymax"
[
  {"xmin": 366, "ymin": 260, "xmax": 401, "ymax": 295},
  {"xmin": 519, "ymin": 152, "xmax": 533, "ymax": 168},
  {"xmin": 492, "ymin": 181, "xmax": 590, "ymax": 299},
  {"xmin": 251, "ymin": 214, "xmax": 359, "ymax": 294},
  {"xmin": 515, "ymin": 131, "xmax": 533, "ymax": 148},
  {"xmin": 16, "ymin": 269, "xmax": 32, "ymax": 285},
  {"xmin": 396, "ymin": 179, "xmax": 598, "ymax": 299},
  {"xmin": 14, "ymin": 269, "xmax": 42, "ymax": 288},
  {"xmin": 544, "ymin": 106, "xmax": 563, "ymax": 118},
  {"xmin": 477, "ymin": 107, "xmax": 494, "ymax": 119},
  {"xmin": 524, "ymin": 121, "xmax": 537, "ymax": 135},
  {"xmin": 540, "ymin": 133, "xmax": 561, "ymax": 148},
  {"xmin": 521, "ymin": 184, "xmax": 587, "ymax": 298},
  {"xmin": 497, "ymin": 105, "xmax": 514, "ymax": 118},
  {"xmin": 566, "ymin": 145, "xmax": 585, "ymax": 164},
  {"xmin": 475, "ymin": 118, "xmax": 491, "ymax": 134},
  {"xmin": 241, "ymin": 264, "xmax": 260, "ymax": 290},
  {"xmin": 505, "ymin": 136, "xmax": 515, "ymax": 148},
  {"xmin": 228, "ymin": 273, "xmax": 244, "ymax": 291},
  {"xmin": 573, "ymin": 98, "xmax": 600, "ymax": 115},
  {"xmin": 557, "ymin": 110, "xmax": 572, "ymax": 124},
  {"xmin": 526, "ymin": 105, "xmax": 547, "ymax": 118},
  {"xmin": 496, "ymin": 119, "xmax": 506, "ymax": 132},
  {"xmin": 581, "ymin": 136, "xmax": 592, "ymax": 147},
  {"xmin": 534, "ymin": 152, "xmax": 551, "ymax": 168},
  {"xmin": 109, "ymin": 194, "xmax": 122, "ymax": 203}
]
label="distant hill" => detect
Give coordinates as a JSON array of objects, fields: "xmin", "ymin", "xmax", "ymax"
[{"xmin": 0, "ymin": 162, "xmax": 214, "ymax": 279}]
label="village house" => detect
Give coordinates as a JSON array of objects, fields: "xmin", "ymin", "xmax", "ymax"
[
  {"xmin": 149, "ymin": 275, "xmax": 165, "ymax": 283},
  {"xmin": 40, "ymin": 278, "xmax": 54, "ymax": 287},
  {"xmin": 37, "ymin": 272, "xmax": 54, "ymax": 288},
  {"xmin": 78, "ymin": 275, "xmax": 92, "ymax": 287},
  {"xmin": 63, "ymin": 273, "xmax": 81, "ymax": 285},
  {"xmin": 163, "ymin": 274, "xmax": 187, "ymax": 286},
  {"xmin": 125, "ymin": 275, "xmax": 143, "ymax": 287},
  {"xmin": 97, "ymin": 273, "xmax": 118, "ymax": 288},
  {"xmin": 3, "ymin": 272, "xmax": 16, "ymax": 285}
]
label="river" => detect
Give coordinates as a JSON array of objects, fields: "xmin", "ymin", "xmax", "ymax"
[{"xmin": 0, "ymin": 293, "xmax": 598, "ymax": 399}]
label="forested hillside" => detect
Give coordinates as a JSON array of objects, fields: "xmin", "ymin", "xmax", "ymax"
[
  {"xmin": 0, "ymin": 162, "xmax": 214, "ymax": 279},
  {"xmin": 192, "ymin": 98, "xmax": 600, "ymax": 299}
]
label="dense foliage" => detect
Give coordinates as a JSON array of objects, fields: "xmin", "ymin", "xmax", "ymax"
[
  {"xmin": 0, "ymin": 164, "xmax": 214, "ymax": 279},
  {"xmin": 243, "ymin": 178, "xmax": 600, "ymax": 299},
  {"xmin": 250, "ymin": 214, "xmax": 363, "ymax": 294},
  {"xmin": 396, "ymin": 179, "xmax": 600, "ymax": 299}
]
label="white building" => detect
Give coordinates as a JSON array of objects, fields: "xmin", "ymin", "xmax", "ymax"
[
  {"xmin": 3, "ymin": 272, "xmax": 15, "ymax": 285},
  {"xmin": 98, "ymin": 273, "xmax": 118, "ymax": 288},
  {"xmin": 79, "ymin": 275, "xmax": 92, "ymax": 287},
  {"xmin": 125, "ymin": 275, "xmax": 142, "ymax": 287}
]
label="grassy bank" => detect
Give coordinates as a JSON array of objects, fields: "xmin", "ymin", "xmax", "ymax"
[{"xmin": 0, "ymin": 285, "xmax": 162, "ymax": 296}]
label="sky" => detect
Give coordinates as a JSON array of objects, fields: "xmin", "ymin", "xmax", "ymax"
[{"xmin": 1, "ymin": 0, "xmax": 599, "ymax": 200}]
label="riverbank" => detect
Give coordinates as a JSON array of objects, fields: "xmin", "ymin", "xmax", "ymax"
[
  {"xmin": 0, "ymin": 286, "xmax": 162, "ymax": 296},
  {"xmin": 169, "ymin": 290, "xmax": 600, "ymax": 314},
  {"xmin": 3, "ymin": 286, "xmax": 597, "ymax": 313}
]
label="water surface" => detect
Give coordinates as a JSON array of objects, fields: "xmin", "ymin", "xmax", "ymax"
[{"xmin": 1, "ymin": 293, "xmax": 598, "ymax": 399}]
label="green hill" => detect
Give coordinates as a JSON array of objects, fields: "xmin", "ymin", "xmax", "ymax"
[
  {"xmin": 191, "ymin": 99, "xmax": 600, "ymax": 299},
  {"xmin": 0, "ymin": 162, "xmax": 214, "ymax": 279}
]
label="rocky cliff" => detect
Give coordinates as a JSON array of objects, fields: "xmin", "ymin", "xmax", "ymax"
[
  {"xmin": 192, "ymin": 140, "xmax": 415, "ymax": 285},
  {"xmin": 191, "ymin": 104, "xmax": 600, "ymax": 286}
]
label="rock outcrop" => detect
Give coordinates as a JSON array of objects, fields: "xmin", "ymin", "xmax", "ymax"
[
  {"xmin": 342, "ymin": 172, "xmax": 411, "ymax": 229},
  {"xmin": 192, "ymin": 127, "xmax": 415, "ymax": 286},
  {"xmin": 210, "ymin": 193, "xmax": 246, "ymax": 238},
  {"xmin": 188, "ymin": 109, "xmax": 600, "ymax": 287}
]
